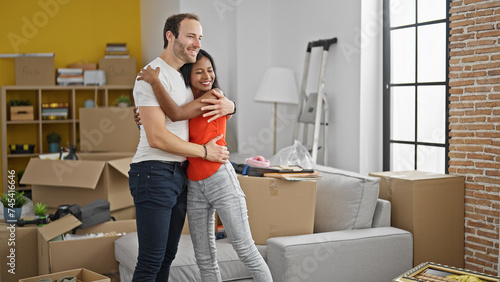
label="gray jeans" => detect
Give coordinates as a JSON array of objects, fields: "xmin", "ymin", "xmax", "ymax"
[{"xmin": 187, "ymin": 163, "xmax": 273, "ymax": 282}]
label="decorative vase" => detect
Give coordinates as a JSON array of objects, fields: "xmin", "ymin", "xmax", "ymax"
[
  {"xmin": 84, "ymin": 99, "xmax": 95, "ymax": 108},
  {"xmin": 49, "ymin": 142, "xmax": 59, "ymax": 153},
  {"xmin": 3, "ymin": 206, "xmax": 22, "ymax": 223}
]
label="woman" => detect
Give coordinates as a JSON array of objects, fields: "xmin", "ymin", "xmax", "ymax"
[{"xmin": 136, "ymin": 49, "xmax": 273, "ymax": 282}]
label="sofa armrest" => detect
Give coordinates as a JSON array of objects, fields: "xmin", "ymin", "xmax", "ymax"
[
  {"xmin": 266, "ymin": 227, "xmax": 413, "ymax": 282},
  {"xmin": 372, "ymin": 198, "xmax": 391, "ymax": 228}
]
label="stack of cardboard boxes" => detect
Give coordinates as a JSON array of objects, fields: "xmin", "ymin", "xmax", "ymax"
[
  {"xmin": 13, "ymin": 54, "xmax": 136, "ymax": 86},
  {"xmin": 2, "ymin": 84, "xmax": 319, "ymax": 280},
  {"xmin": 1, "ymin": 106, "xmax": 140, "ymax": 281}
]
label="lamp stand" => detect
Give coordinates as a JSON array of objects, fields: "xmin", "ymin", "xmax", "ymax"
[{"xmin": 273, "ymin": 102, "xmax": 277, "ymax": 155}]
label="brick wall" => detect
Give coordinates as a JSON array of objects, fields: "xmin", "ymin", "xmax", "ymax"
[{"xmin": 449, "ymin": 0, "xmax": 500, "ymax": 275}]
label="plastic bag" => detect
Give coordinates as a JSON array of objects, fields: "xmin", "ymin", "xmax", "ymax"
[{"xmin": 269, "ymin": 140, "xmax": 314, "ymax": 169}]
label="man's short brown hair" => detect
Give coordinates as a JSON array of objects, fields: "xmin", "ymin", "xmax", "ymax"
[{"xmin": 163, "ymin": 13, "xmax": 199, "ymax": 49}]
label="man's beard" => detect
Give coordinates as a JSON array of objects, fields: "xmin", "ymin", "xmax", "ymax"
[{"xmin": 173, "ymin": 39, "xmax": 196, "ymax": 64}]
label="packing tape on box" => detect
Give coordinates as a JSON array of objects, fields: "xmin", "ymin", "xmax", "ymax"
[{"xmin": 269, "ymin": 179, "xmax": 278, "ymax": 196}]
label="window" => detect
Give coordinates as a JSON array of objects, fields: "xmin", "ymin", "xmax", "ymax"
[{"xmin": 383, "ymin": 0, "xmax": 450, "ymax": 173}]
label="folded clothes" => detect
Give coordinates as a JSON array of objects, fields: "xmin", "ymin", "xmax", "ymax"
[{"xmin": 57, "ymin": 276, "xmax": 77, "ymax": 282}]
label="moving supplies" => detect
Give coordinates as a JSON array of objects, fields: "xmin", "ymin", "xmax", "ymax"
[
  {"xmin": 37, "ymin": 215, "xmax": 136, "ymax": 276},
  {"xmin": 15, "ymin": 56, "xmax": 55, "ymax": 86},
  {"xmin": 237, "ymin": 175, "xmax": 317, "ymax": 245},
  {"xmin": 19, "ymin": 268, "xmax": 110, "ymax": 282},
  {"xmin": 98, "ymin": 58, "xmax": 136, "ymax": 85},
  {"xmin": 79, "ymin": 107, "xmax": 139, "ymax": 152},
  {"xmin": 0, "ymin": 223, "xmax": 38, "ymax": 281},
  {"xmin": 369, "ymin": 171, "xmax": 465, "ymax": 267},
  {"xmin": 20, "ymin": 153, "xmax": 134, "ymax": 211}
]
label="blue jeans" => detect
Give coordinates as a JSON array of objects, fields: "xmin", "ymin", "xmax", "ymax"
[
  {"xmin": 187, "ymin": 163, "xmax": 273, "ymax": 282},
  {"xmin": 129, "ymin": 161, "xmax": 188, "ymax": 282}
]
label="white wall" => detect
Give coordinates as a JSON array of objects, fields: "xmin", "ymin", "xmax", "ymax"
[
  {"xmin": 359, "ymin": 0, "xmax": 383, "ymax": 175},
  {"xmin": 140, "ymin": 0, "xmax": 383, "ymax": 174},
  {"xmin": 140, "ymin": 0, "xmax": 180, "ymax": 66}
]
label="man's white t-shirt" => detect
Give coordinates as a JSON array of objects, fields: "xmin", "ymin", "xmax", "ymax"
[{"xmin": 132, "ymin": 57, "xmax": 194, "ymax": 163}]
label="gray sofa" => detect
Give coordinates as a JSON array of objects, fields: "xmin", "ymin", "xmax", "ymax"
[{"xmin": 115, "ymin": 165, "xmax": 413, "ymax": 281}]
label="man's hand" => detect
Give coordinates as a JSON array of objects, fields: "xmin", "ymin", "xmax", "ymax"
[
  {"xmin": 133, "ymin": 106, "xmax": 141, "ymax": 125},
  {"xmin": 201, "ymin": 89, "xmax": 235, "ymax": 122},
  {"xmin": 204, "ymin": 134, "xmax": 229, "ymax": 163}
]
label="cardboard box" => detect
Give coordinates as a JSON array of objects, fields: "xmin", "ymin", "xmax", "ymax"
[
  {"xmin": 111, "ymin": 205, "xmax": 135, "ymax": 221},
  {"xmin": 37, "ymin": 215, "xmax": 136, "ymax": 276},
  {"xmin": 369, "ymin": 171, "xmax": 465, "ymax": 267},
  {"xmin": 0, "ymin": 223, "xmax": 38, "ymax": 281},
  {"xmin": 10, "ymin": 105, "xmax": 34, "ymax": 121},
  {"xmin": 15, "ymin": 57, "xmax": 55, "ymax": 85},
  {"xmin": 237, "ymin": 175, "xmax": 317, "ymax": 245},
  {"xmin": 79, "ymin": 107, "xmax": 139, "ymax": 152},
  {"xmin": 98, "ymin": 58, "xmax": 136, "ymax": 85},
  {"xmin": 20, "ymin": 152, "xmax": 134, "ymax": 211},
  {"xmin": 19, "ymin": 268, "xmax": 110, "ymax": 282}
]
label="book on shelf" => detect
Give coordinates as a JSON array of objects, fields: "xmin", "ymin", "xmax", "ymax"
[
  {"xmin": 57, "ymin": 68, "xmax": 83, "ymax": 85},
  {"xmin": 106, "ymin": 43, "xmax": 127, "ymax": 51},
  {"xmin": 57, "ymin": 77, "xmax": 84, "ymax": 86},
  {"xmin": 105, "ymin": 43, "xmax": 130, "ymax": 58},
  {"xmin": 42, "ymin": 102, "xmax": 68, "ymax": 119},
  {"xmin": 57, "ymin": 68, "xmax": 83, "ymax": 75}
]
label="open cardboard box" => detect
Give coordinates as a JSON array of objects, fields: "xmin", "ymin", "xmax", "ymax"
[
  {"xmin": 237, "ymin": 175, "xmax": 317, "ymax": 245},
  {"xmin": 37, "ymin": 214, "xmax": 136, "ymax": 276},
  {"xmin": 20, "ymin": 152, "xmax": 134, "ymax": 211},
  {"xmin": 19, "ymin": 268, "xmax": 110, "ymax": 282}
]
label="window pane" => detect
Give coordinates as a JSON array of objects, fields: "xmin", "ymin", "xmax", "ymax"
[
  {"xmin": 417, "ymin": 145, "xmax": 445, "ymax": 173},
  {"xmin": 417, "ymin": 86, "xmax": 446, "ymax": 143},
  {"xmin": 391, "ymin": 86, "xmax": 415, "ymax": 141},
  {"xmin": 391, "ymin": 27, "xmax": 416, "ymax": 84},
  {"xmin": 418, "ymin": 23, "xmax": 446, "ymax": 82},
  {"xmin": 390, "ymin": 0, "xmax": 415, "ymax": 27},
  {"xmin": 418, "ymin": 0, "xmax": 446, "ymax": 23},
  {"xmin": 391, "ymin": 143, "xmax": 415, "ymax": 171}
]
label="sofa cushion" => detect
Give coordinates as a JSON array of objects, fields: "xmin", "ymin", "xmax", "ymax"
[
  {"xmin": 115, "ymin": 232, "xmax": 267, "ymax": 281},
  {"xmin": 313, "ymin": 165, "xmax": 380, "ymax": 232}
]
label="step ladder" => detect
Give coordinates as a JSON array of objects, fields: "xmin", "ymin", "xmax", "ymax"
[{"xmin": 293, "ymin": 38, "xmax": 337, "ymax": 165}]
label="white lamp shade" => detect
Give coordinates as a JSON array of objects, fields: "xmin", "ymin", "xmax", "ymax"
[{"xmin": 254, "ymin": 67, "xmax": 299, "ymax": 104}]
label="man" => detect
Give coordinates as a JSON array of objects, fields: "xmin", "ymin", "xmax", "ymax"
[{"xmin": 129, "ymin": 13, "xmax": 234, "ymax": 281}]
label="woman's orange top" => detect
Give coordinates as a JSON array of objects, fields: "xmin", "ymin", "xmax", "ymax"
[{"xmin": 186, "ymin": 114, "xmax": 228, "ymax": 181}]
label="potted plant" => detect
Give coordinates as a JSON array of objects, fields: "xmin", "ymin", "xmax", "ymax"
[
  {"xmin": 1, "ymin": 191, "xmax": 27, "ymax": 223},
  {"xmin": 46, "ymin": 132, "xmax": 61, "ymax": 153},
  {"xmin": 115, "ymin": 95, "xmax": 131, "ymax": 107},
  {"xmin": 33, "ymin": 202, "xmax": 49, "ymax": 226}
]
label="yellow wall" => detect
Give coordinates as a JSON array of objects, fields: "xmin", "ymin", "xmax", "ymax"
[{"xmin": 0, "ymin": 0, "xmax": 141, "ymax": 187}]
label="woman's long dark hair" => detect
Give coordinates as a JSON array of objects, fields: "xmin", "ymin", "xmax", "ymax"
[{"xmin": 180, "ymin": 49, "xmax": 220, "ymax": 89}]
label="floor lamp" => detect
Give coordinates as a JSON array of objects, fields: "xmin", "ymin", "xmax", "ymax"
[{"xmin": 254, "ymin": 67, "xmax": 299, "ymax": 155}]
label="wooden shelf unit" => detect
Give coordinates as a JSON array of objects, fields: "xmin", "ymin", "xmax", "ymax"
[{"xmin": 1, "ymin": 85, "xmax": 133, "ymax": 193}]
